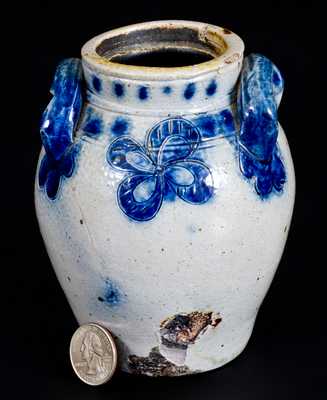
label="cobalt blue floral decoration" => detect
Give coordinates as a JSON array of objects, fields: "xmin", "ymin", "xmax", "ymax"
[
  {"xmin": 107, "ymin": 118, "xmax": 214, "ymax": 221},
  {"xmin": 38, "ymin": 58, "xmax": 83, "ymax": 200},
  {"xmin": 237, "ymin": 53, "xmax": 286, "ymax": 197}
]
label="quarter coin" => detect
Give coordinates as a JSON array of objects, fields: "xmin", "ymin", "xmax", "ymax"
[{"xmin": 69, "ymin": 323, "xmax": 117, "ymax": 385}]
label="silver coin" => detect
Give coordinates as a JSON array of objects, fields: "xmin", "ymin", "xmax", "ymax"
[{"xmin": 69, "ymin": 323, "xmax": 117, "ymax": 385}]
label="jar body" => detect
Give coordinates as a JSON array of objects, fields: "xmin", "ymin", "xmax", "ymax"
[
  {"xmin": 35, "ymin": 21, "xmax": 295, "ymax": 376},
  {"xmin": 35, "ymin": 112, "xmax": 295, "ymax": 376}
]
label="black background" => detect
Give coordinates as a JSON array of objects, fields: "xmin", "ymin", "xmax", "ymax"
[{"xmin": 2, "ymin": 1, "xmax": 326, "ymax": 399}]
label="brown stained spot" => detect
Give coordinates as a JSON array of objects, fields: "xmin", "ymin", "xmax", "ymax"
[
  {"xmin": 128, "ymin": 347, "xmax": 194, "ymax": 377},
  {"xmin": 200, "ymin": 27, "xmax": 227, "ymax": 55},
  {"xmin": 223, "ymin": 28, "xmax": 232, "ymax": 34},
  {"xmin": 211, "ymin": 314, "xmax": 223, "ymax": 327},
  {"xmin": 129, "ymin": 311, "xmax": 222, "ymax": 376},
  {"xmin": 160, "ymin": 311, "xmax": 222, "ymax": 349},
  {"xmin": 225, "ymin": 53, "xmax": 240, "ymax": 64}
]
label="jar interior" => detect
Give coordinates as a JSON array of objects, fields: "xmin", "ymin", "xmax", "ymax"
[{"xmin": 96, "ymin": 26, "xmax": 227, "ymax": 68}]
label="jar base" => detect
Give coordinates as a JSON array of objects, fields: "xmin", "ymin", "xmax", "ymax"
[{"xmin": 119, "ymin": 317, "xmax": 255, "ymax": 377}]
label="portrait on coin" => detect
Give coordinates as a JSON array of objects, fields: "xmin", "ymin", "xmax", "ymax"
[{"xmin": 78, "ymin": 330, "xmax": 107, "ymax": 376}]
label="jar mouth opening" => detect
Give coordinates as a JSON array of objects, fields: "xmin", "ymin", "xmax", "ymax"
[
  {"xmin": 96, "ymin": 25, "xmax": 225, "ymax": 68},
  {"xmin": 82, "ymin": 21, "xmax": 244, "ymax": 80}
]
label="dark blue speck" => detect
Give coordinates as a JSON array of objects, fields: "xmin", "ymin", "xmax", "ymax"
[
  {"xmin": 111, "ymin": 117, "xmax": 130, "ymax": 136},
  {"xmin": 82, "ymin": 108, "xmax": 103, "ymax": 138},
  {"xmin": 114, "ymin": 82, "xmax": 125, "ymax": 97},
  {"xmin": 184, "ymin": 82, "xmax": 196, "ymax": 100},
  {"xmin": 206, "ymin": 80, "xmax": 217, "ymax": 96},
  {"xmin": 84, "ymin": 116, "xmax": 103, "ymax": 137},
  {"xmin": 92, "ymin": 76, "xmax": 102, "ymax": 93},
  {"xmin": 139, "ymin": 86, "xmax": 149, "ymax": 100},
  {"xmin": 99, "ymin": 279, "xmax": 123, "ymax": 306},
  {"xmin": 163, "ymin": 86, "xmax": 172, "ymax": 94}
]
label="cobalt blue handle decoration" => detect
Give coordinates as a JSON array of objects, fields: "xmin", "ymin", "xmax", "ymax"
[
  {"xmin": 40, "ymin": 58, "xmax": 83, "ymax": 161},
  {"xmin": 38, "ymin": 58, "xmax": 83, "ymax": 200},
  {"xmin": 237, "ymin": 53, "xmax": 286, "ymax": 197}
]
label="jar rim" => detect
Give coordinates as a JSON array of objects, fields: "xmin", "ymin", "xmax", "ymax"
[{"xmin": 81, "ymin": 20, "xmax": 244, "ymax": 81}]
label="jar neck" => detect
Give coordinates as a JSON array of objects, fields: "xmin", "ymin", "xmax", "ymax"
[{"xmin": 82, "ymin": 68, "xmax": 241, "ymax": 116}]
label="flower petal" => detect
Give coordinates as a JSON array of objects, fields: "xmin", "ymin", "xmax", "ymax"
[
  {"xmin": 117, "ymin": 174, "xmax": 164, "ymax": 221},
  {"xmin": 46, "ymin": 169, "xmax": 61, "ymax": 200},
  {"xmin": 125, "ymin": 151, "xmax": 155, "ymax": 173},
  {"xmin": 169, "ymin": 160, "xmax": 214, "ymax": 204},
  {"xmin": 132, "ymin": 175, "xmax": 157, "ymax": 202},
  {"xmin": 146, "ymin": 118, "xmax": 200, "ymax": 164},
  {"xmin": 157, "ymin": 135, "xmax": 194, "ymax": 166},
  {"xmin": 165, "ymin": 165, "xmax": 194, "ymax": 186},
  {"xmin": 107, "ymin": 136, "xmax": 153, "ymax": 173}
]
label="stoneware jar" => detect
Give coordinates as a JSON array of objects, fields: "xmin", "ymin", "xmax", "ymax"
[{"xmin": 35, "ymin": 20, "xmax": 295, "ymax": 377}]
